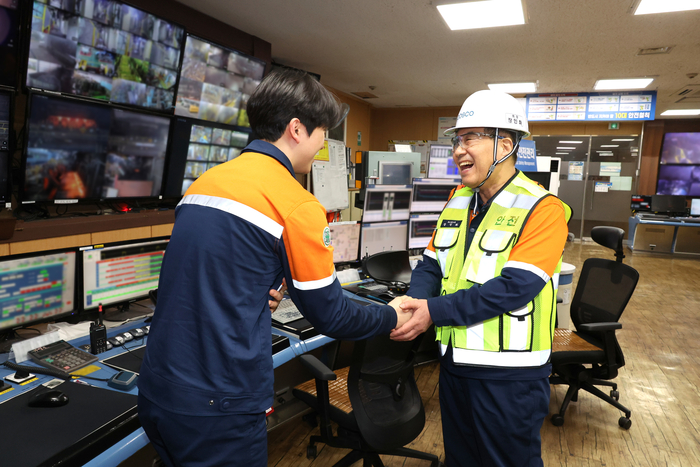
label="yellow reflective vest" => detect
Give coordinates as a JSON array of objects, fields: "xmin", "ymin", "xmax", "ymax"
[{"xmin": 432, "ymin": 172, "xmax": 572, "ymax": 369}]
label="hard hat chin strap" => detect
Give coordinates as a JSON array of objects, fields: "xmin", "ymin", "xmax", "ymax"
[{"xmin": 471, "ymin": 128, "xmax": 523, "ymax": 215}]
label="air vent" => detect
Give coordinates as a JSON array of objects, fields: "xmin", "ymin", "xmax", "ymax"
[
  {"xmin": 637, "ymin": 46, "xmax": 672, "ymax": 55},
  {"xmin": 671, "ymin": 84, "xmax": 700, "ymax": 103},
  {"xmin": 351, "ymin": 91, "xmax": 378, "ymax": 99}
]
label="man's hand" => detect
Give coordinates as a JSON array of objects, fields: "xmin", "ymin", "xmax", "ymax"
[
  {"xmin": 390, "ymin": 298, "xmax": 433, "ymax": 341},
  {"xmin": 388, "ymin": 295, "xmax": 413, "ymax": 330},
  {"xmin": 268, "ymin": 279, "xmax": 287, "ymax": 313}
]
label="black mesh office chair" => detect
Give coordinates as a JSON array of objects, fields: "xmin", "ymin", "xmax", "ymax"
[
  {"xmin": 293, "ymin": 334, "xmax": 442, "ymax": 467},
  {"xmin": 549, "ymin": 226, "xmax": 639, "ymax": 429},
  {"xmin": 362, "ymin": 250, "xmax": 413, "ymax": 294}
]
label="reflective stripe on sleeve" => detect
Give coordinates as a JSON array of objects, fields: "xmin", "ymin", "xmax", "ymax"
[
  {"xmin": 292, "ymin": 271, "xmax": 337, "ymax": 291},
  {"xmin": 504, "ymin": 260, "xmax": 550, "ymax": 282}
]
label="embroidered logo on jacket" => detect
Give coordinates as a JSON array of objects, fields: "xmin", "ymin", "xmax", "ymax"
[{"xmin": 323, "ymin": 227, "xmax": 332, "ymax": 247}]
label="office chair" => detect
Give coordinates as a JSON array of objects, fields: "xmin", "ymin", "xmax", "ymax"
[
  {"xmin": 363, "ymin": 250, "xmax": 413, "ymax": 293},
  {"xmin": 293, "ymin": 334, "xmax": 443, "ymax": 467},
  {"xmin": 549, "ymin": 226, "xmax": 639, "ymax": 429}
]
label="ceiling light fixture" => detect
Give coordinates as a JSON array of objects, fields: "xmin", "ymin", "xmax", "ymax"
[
  {"xmin": 594, "ymin": 78, "xmax": 654, "ymax": 90},
  {"xmin": 660, "ymin": 109, "xmax": 700, "ymax": 116},
  {"xmin": 559, "ymin": 140, "xmax": 583, "ymax": 144},
  {"xmin": 612, "ymin": 139, "xmax": 635, "ymax": 141},
  {"xmin": 487, "ymin": 82, "xmax": 537, "ymax": 93},
  {"xmin": 600, "ymin": 145, "xmax": 620, "ymax": 148},
  {"xmin": 556, "ymin": 147, "xmax": 576, "ymax": 150},
  {"xmin": 437, "ymin": 0, "xmax": 526, "ymax": 30},
  {"xmin": 555, "ymin": 152, "xmax": 568, "ymax": 155},
  {"xmin": 633, "ymin": 0, "xmax": 700, "ymax": 15}
]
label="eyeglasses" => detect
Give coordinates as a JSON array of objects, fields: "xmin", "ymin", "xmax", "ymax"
[{"xmin": 451, "ymin": 132, "xmax": 503, "ymax": 150}]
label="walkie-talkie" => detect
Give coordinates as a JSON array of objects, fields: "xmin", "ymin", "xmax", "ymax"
[{"xmin": 90, "ymin": 303, "xmax": 108, "ymax": 354}]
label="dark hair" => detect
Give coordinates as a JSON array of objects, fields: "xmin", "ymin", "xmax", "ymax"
[
  {"xmin": 485, "ymin": 127, "xmax": 520, "ymax": 162},
  {"xmin": 247, "ymin": 68, "xmax": 343, "ymax": 142}
]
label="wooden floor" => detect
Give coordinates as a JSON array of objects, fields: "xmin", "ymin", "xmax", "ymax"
[{"xmin": 267, "ymin": 242, "xmax": 700, "ymax": 467}]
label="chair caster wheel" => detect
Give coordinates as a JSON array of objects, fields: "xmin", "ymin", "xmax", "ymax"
[
  {"xmin": 619, "ymin": 416, "xmax": 632, "ymax": 429},
  {"xmin": 307, "ymin": 444, "xmax": 318, "ymax": 459},
  {"xmin": 551, "ymin": 414, "xmax": 565, "ymax": 426},
  {"xmin": 610, "ymin": 389, "xmax": 620, "ymax": 401}
]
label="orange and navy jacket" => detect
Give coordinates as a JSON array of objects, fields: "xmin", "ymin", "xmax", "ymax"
[
  {"xmin": 139, "ymin": 140, "xmax": 397, "ymax": 416},
  {"xmin": 407, "ymin": 171, "xmax": 569, "ymax": 380}
]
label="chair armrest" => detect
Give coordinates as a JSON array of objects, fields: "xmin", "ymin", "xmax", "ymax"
[
  {"xmin": 299, "ymin": 354, "xmax": 337, "ymax": 381},
  {"xmin": 578, "ymin": 322, "xmax": 622, "ymax": 332}
]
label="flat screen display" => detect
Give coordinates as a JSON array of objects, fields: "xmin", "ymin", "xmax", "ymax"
[
  {"xmin": 0, "ymin": 1, "xmax": 20, "ymax": 88},
  {"xmin": 174, "ymin": 34, "xmax": 265, "ymax": 126},
  {"xmin": 22, "ymin": 92, "xmax": 171, "ymax": 202},
  {"xmin": 427, "ymin": 144, "xmax": 459, "ymax": 179},
  {"xmin": 691, "ymin": 199, "xmax": 700, "ymax": 217},
  {"xmin": 27, "ymin": 0, "xmax": 184, "ymax": 111},
  {"xmin": 362, "ymin": 185, "xmax": 412, "ymax": 222},
  {"xmin": 408, "ymin": 213, "xmax": 439, "ymax": 249},
  {"xmin": 328, "ymin": 222, "xmax": 360, "ymax": 263},
  {"xmin": 0, "ymin": 249, "xmax": 77, "ymax": 333},
  {"xmin": 0, "ymin": 89, "xmax": 10, "ymax": 202},
  {"xmin": 411, "ymin": 179, "xmax": 459, "ymax": 213},
  {"xmin": 82, "ymin": 238, "xmax": 168, "ymax": 310},
  {"xmin": 656, "ymin": 164, "xmax": 700, "ymax": 196},
  {"xmin": 651, "ymin": 195, "xmax": 686, "ymax": 215},
  {"xmin": 359, "ymin": 221, "xmax": 408, "ymax": 258},
  {"xmin": 163, "ymin": 117, "xmax": 251, "ymax": 197},
  {"xmin": 660, "ymin": 133, "xmax": 700, "ymax": 165}
]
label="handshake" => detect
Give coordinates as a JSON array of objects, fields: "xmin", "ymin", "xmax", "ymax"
[{"xmin": 387, "ymin": 296, "xmax": 433, "ymax": 342}]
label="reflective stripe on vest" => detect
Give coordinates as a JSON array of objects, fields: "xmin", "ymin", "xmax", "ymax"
[{"xmin": 433, "ymin": 171, "xmax": 572, "ymax": 369}]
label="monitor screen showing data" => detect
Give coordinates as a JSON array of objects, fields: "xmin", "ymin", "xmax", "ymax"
[
  {"xmin": 427, "ymin": 144, "xmax": 459, "ymax": 179},
  {"xmin": 408, "ymin": 214, "xmax": 439, "ymax": 249},
  {"xmin": 362, "ymin": 185, "xmax": 412, "ymax": 222},
  {"xmin": 359, "ymin": 221, "xmax": 408, "ymax": 258},
  {"xmin": 0, "ymin": 250, "xmax": 76, "ymax": 332},
  {"xmin": 82, "ymin": 238, "xmax": 168, "ymax": 310},
  {"xmin": 411, "ymin": 179, "xmax": 459, "ymax": 213},
  {"xmin": 329, "ymin": 222, "xmax": 360, "ymax": 263}
]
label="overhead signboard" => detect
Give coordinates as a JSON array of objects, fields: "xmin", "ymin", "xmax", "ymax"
[{"xmin": 525, "ymin": 91, "xmax": 656, "ymax": 122}]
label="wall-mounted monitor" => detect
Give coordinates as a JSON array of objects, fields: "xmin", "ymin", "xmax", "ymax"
[
  {"xmin": 26, "ymin": 0, "xmax": 184, "ymax": 111},
  {"xmin": 410, "ymin": 178, "xmax": 459, "ymax": 213},
  {"xmin": 660, "ymin": 133, "xmax": 700, "ymax": 165},
  {"xmin": 81, "ymin": 237, "xmax": 168, "ymax": 319},
  {"xmin": 163, "ymin": 116, "xmax": 251, "ymax": 197},
  {"xmin": 408, "ymin": 213, "xmax": 439, "ymax": 250},
  {"xmin": 174, "ymin": 34, "xmax": 266, "ymax": 126},
  {"xmin": 427, "ymin": 144, "xmax": 459, "ymax": 179},
  {"xmin": 21, "ymin": 92, "xmax": 171, "ymax": 203},
  {"xmin": 0, "ymin": 248, "xmax": 77, "ymax": 336},
  {"xmin": 0, "ymin": 89, "xmax": 12, "ymax": 203},
  {"xmin": 359, "ymin": 221, "xmax": 408, "ymax": 258},
  {"xmin": 362, "ymin": 185, "xmax": 412, "ymax": 222},
  {"xmin": 328, "ymin": 221, "xmax": 360, "ymax": 263},
  {"xmin": 0, "ymin": 1, "xmax": 21, "ymax": 89},
  {"xmin": 656, "ymin": 164, "xmax": 700, "ymax": 196}
]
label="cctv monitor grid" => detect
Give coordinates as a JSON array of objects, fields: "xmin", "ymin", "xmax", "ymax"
[
  {"xmin": 0, "ymin": 237, "xmax": 169, "ymax": 337},
  {"xmin": 27, "ymin": 0, "xmax": 185, "ymax": 111},
  {"xmin": 174, "ymin": 34, "xmax": 266, "ymax": 126}
]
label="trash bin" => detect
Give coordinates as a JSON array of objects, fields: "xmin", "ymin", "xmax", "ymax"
[{"xmin": 556, "ymin": 262, "xmax": 576, "ymax": 329}]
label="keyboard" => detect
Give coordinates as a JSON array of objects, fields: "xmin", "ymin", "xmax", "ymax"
[
  {"xmin": 29, "ymin": 340, "xmax": 99, "ymax": 373},
  {"xmin": 359, "ymin": 283, "xmax": 389, "ymax": 294},
  {"xmin": 675, "ymin": 217, "xmax": 700, "ymax": 223},
  {"xmin": 272, "ymin": 299, "xmax": 304, "ymax": 324}
]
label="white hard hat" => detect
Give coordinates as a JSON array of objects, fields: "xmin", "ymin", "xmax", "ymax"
[{"xmin": 445, "ymin": 90, "xmax": 530, "ymax": 138}]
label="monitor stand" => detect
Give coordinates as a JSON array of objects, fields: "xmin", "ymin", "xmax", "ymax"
[{"xmin": 102, "ymin": 302, "xmax": 153, "ymax": 322}]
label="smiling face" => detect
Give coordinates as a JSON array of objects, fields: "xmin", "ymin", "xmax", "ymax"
[{"xmin": 452, "ymin": 127, "xmax": 516, "ymax": 199}]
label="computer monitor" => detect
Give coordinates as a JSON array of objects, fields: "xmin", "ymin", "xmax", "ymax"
[
  {"xmin": 0, "ymin": 89, "xmax": 12, "ymax": 203},
  {"xmin": 690, "ymin": 199, "xmax": 700, "ymax": 217},
  {"xmin": 427, "ymin": 144, "xmax": 459, "ymax": 179},
  {"xmin": 163, "ymin": 116, "xmax": 252, "ymax": 197},
  {"xmin": 411, "ymin": 178, "xmax": 460, "ymax": 213},
  {"xmin": 362, "ymin": 185, "xmax": 412, "ymax": 222},
  {"xmin": 408, "ymin": 213, "xmax": 439, "ymax": 249},
  {"xmin": 175, "ymin": 34, "xmax": 266, "ymax": 125},
  {"xmin": 359, "ymin": 221, "xmax": 408, "ymax": 258},
  {"xmin": 21, "ymin": 92, "xmax": 171, "ymax": 203},
  {"xmin": 650, "ymin": 195, "xmax": 686, "ymax": 215},
  {"xmin": 26, "ymin": 0, "xmax": 184, "ymax": 111},
  {"xmin": 0, "ymin": 1, "xmax": 20, "ymax": 89},
  {"xmin": 329, "ymin": 222, "xmax": 360, "ymax": 263},
  {"xmin": 378, "ymin": 161, "xmax": 412, "ymax": 185},
  {"xmin": 81, "ymin": 237, "xmax": 168, "ymax": 320},
  {"xmin": 0, "ymin": 249, "xmax": 77, "ymax": 337},
  {"xmin": 522, "ymin": 171, "xmax": 551, "ymax": 191}
]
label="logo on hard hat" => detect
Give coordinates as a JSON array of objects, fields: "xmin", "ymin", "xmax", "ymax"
[{"xmin": 458, "ymin": 110, "xmax": 474, "ymax": 119}]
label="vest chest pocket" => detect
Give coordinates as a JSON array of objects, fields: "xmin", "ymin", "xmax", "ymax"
[
  {"xmin": 433, "ymin": 226, "xmax": 461, "ymax": 279},
  {"xmin": 464, "ymin": 229, "xmax": 517, "ymax": 284}
]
